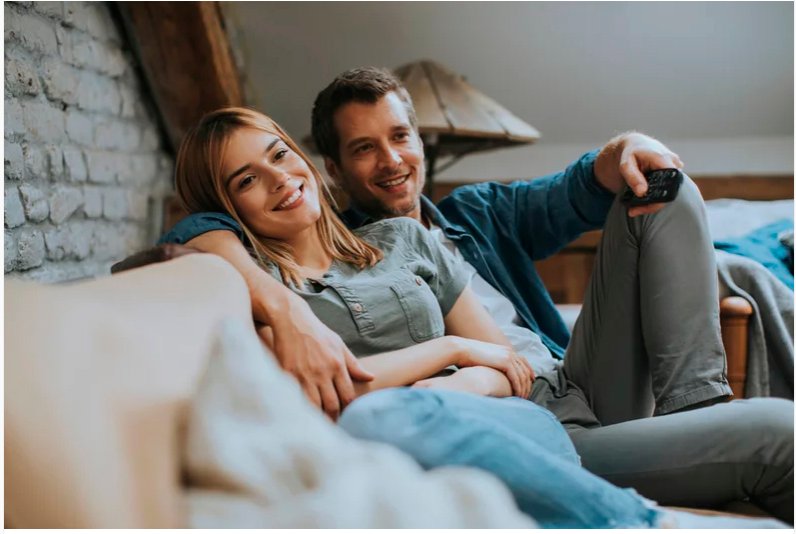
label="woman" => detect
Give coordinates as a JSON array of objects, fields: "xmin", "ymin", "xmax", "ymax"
[{"xmin": 169, "ymin": 107, "xmax": 783, "ymax": 529}]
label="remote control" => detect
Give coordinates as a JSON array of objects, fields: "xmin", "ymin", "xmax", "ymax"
[{"xmin": 621, "ymin": 168, "xmax": 684, "ymax": 207}]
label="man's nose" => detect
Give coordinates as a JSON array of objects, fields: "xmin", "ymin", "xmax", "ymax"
[{"xmin": 377, "ymin": 145, "xmax": 402, "ymax": 172}]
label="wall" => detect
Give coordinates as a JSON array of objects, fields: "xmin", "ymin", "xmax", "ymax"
[
  {"xmin": 4, "ymin": 1, "xmax": 172, "ymax": 282},
  {"xmin": 222, "ymin": 2, "xmax": 793, "ymax": 181}
]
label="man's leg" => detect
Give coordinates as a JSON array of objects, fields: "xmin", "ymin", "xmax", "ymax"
[
  {"xmin": 339, "ymin": 388, "xmax": 662, "ymax": 528},
  {"xmin": 568, "ymin": 398, "xmax": 794, "ymax": 523},
  {"xmin": 563, "ymin": 175, "xmax": 732, "ymax": 424}
]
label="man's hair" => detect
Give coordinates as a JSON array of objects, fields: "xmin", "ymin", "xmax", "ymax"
[{"xmin": 311, "ymin": 67, "xmax": 418, "ymax": 163}]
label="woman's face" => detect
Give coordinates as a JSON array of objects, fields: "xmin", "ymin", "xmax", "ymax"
[{"xmin": 221, "ymin": 127, "xmax": 322, "ymax": 241}]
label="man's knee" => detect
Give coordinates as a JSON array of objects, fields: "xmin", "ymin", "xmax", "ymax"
[
  {"xmin": 339, "ymin": 388, "xmax": 443, "ymax": 444},
  {"xmin": 740, "ymin": 398, "xmax": 794, "ymax": 456}
]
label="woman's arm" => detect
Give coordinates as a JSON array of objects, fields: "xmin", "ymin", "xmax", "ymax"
[{"xmin": 439, "ymin": 287, "xmax": 535, "ymax": 398}]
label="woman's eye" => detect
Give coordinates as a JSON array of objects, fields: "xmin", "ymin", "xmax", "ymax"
[
  {"xmin": 239, "ymin": 175, "xmax": 255, "ymax": 189},
  {"xmin": 274, "ymin": 148, "xmax": 288, "ymax": 161},
  {"xmin": 394, "ymin": 132, "xmax": 409, "ymax": 141}
]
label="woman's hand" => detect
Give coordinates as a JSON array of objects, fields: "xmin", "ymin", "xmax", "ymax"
[
  {"xmin": 449, "ymin": 337, "xmax": 535, "ymax": 398},
  {"xmin": 413, "ymin": 367, "xmax": 514, "ymax": 397}
]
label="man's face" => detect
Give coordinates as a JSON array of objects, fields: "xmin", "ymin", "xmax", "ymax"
[{"xmin": 325, "ymin": 92, "xmax": 426, "ymax": 221}]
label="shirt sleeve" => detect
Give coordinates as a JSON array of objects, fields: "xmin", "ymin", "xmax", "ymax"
[
  {"xmin": 157, "ymin": 212, "xmax": 244, "ymax": 245},
  {"xmin": 395, "ymin": 218, "xmax": 470, "ymax": 316},
  {"xmin": 439, "ymin": 149, "xmax": 615, "ymax": 261}
]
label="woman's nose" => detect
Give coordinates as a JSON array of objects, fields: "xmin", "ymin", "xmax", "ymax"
[{"xmin": 268, "ymin": 171, "xmax": 291, "ymax": 193}]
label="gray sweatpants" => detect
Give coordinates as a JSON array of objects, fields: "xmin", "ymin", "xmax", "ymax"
[{"xmin": 529, "ymin": 176, "xmax": 794, "ymax": 521}]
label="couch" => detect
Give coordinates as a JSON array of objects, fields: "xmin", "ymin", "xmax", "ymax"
[{"xmin": 5, "ymin": 254, "xmax": 536, "ymax": 529}]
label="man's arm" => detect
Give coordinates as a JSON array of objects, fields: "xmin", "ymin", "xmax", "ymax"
[{"xmin": 185, "ymin": 230, "xmax": 374, "ymax": 421}]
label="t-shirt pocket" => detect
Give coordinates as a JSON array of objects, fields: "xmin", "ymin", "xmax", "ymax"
[{"xmin": 390, "ymin": 272, "xmax": 446, "ymax": 343}]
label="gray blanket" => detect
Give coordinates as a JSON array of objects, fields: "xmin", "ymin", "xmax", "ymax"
[{"xmin": 716, "ymin": 250, "xmax": 794, "ymax": 398}]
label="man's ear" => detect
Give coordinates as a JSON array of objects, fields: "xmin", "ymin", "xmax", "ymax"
[{"xmin": 324, "ymin": 157, "xmax": 340, "ymax": 183}]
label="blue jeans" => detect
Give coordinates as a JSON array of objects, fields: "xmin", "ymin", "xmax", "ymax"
[{"xmin": 339, "ymin": 388, "xmax": 662, "ymax": 529}]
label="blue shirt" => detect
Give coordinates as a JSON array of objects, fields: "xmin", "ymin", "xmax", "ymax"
[{"xmin": 159, "ymin": 149, "xmax": 615, "ymax": 358}]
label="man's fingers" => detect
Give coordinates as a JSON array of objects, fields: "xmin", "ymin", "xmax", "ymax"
[
  {"xmin": 333, "ymin": 369, "xmax": 356, "ymax": 408},
  {"xmin": 619, "ymin": 156, "xmax": 647, "ymax": 196},
  {"xmin": 301, "ymin": 380, "xmax": 323, "ymax": 410},
  {"xmin": 318, "ymin": 382, "xmax": 341, "ymax": 421},
  {"xmin": 345, "ymin": 349, "xmax": 375, "ymax": 382}
]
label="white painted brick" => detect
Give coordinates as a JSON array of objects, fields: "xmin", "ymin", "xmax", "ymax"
[
  {"xmin": 44, "ymin": 226, "xmax": 70, "ymax": 260},
  {"xmin": 95, "ymin": 120, "xmax": 140, "ymax": 151},
  {"xmin": 64, "ymin": 3, "xmax": 120, "ymax": 43},
  {"xmin": 103, "ymin": 187, "xmax": 127, "ymax": 220},
  {"xmin": 49, "ymin": 185, "xmax": 83, "ymax": 223},
  {"xmin": 5, "ymin": 9, "xmax": 58, "ymax": 55},
  {"xmin": 119, "ymin": 153, "xmax": 159, "ymax": 185},
  {"xmin": 76, "ymin": 71, "xmax": 121, "ymax": 114},
  {"xmin": 63, "ymin": 147, "xmax": 88, "ymax": 181},
  {"xmin": 82, "ymin": 185, "xmax": 103, "ymax": 218},
  {"xmin": 4, "ymin": 98, "xmax": 26, "ymax": 137},
  {"xmin": 33, "ymin": 2, "xmax": 64, "ymax": 19},
  {"xmin": 5, "ymin": 53, "xmax": 41, "ymax": 96},
  {"xmin": 22, "ymin": 143, "xmax": 47, "ymax": 180},
  {"xmin": 5, "ymin": 187, "xmax": 26, "ymax": 228},
  {"xmin": 72, "ymin": 37, "xmax": 126, "ymax": 77},
  {"xmin": 41, "ymin": 58, "xmax": 81, "ymax": 104},
  {"xmin": 65, "ymin": 109, "xmax": 94, "ymax": 145},
  {"xmin": 127, "ymin": 191, "xmax": 149, "ymax": 221},
  {"xmin": 85, "ymin": 150, "xmax": 124, "ymax": 183},
  {"xmin": 18, "ymin": 183, "xmax": 49, "ymax": 222},
  {"xmin": 4, "ymin": 141, "xmax": 25, "ymax": 180},
  {"xmin": 55, "ymin": 25, "xmax": 74, "ymax": 64},
  {"xmin": 5, "ymin": 231, "xmax": 17, "ymax": 272},
  {"xmin": 46, "ymin": 145, "xmax": 64, "ymax": 178},
  {"xmin": 118, "ymin": 82, "xmax": 138, "ymax": 118},
  {"xmin": 71, "ymin": 223, "xmax": 92, "ymax": 259},
  {"xmin": 139, "ymin": 125, "xmax": 161, "ymax": 150},
  {"xmin": 17, "ymin": 229, "xmax": 45, "ymax": 269},
  {"xmin": 91, "ymin": 224, "xmax": 123, "ymax": 261},
  {"xmin": 22, "ymin": 100, "xmax": 66, "ymax": 143}
]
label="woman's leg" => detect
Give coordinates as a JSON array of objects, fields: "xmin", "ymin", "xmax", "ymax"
[{"xmin": 339, "ymin": 387, "xmax": 662, "ymax": 528}]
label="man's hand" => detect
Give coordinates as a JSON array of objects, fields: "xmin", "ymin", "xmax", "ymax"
[
  {"xmin": 110, "ymin": 243, "xmax": 201, "ymax": 274},
  {"xmin": 265, "ymin": 293, "xmax": 375, "ymax": 421},
  {"xmin": 594, "ymin": 132, "xmax": 685, "ymax": 218}
]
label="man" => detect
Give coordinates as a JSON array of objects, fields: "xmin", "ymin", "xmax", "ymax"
[{"xmin": 140, "ymin": 67, "xmax": 792, "ymax": 519}]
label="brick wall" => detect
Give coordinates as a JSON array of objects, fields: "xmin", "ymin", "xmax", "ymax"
[{"xmin": 4, "ymin": 1, "xmax": 172, "ymax": 282}]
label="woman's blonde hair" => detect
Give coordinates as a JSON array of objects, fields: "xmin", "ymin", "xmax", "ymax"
[{"xmin": 175, "ymin": 107, "xmax": 382, "ymax": 286}]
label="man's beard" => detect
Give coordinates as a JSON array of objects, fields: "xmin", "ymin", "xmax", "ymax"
[{"xmin": 355, "ymin": 193, "xmax": 418, "ymax": 220}]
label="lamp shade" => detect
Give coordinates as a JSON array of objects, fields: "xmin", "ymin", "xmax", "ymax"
[{"xmin": 394, "ymin": 60, "xmax": 541, "ymax": 158}]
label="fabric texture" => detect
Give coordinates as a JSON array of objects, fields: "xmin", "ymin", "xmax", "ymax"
[
  {"xmin": 716, "ymin": 249, "xmax": 794, "ymax": 398},
  {"xmin": 714, "ymin": 219, "xmax": 794, "ymax": 290},
  {"xmin": 182, "ymin": 318, "xmax": 536, "ymax": 528}
]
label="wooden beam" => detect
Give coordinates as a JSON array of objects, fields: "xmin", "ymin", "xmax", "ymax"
[{"xmin": 116, "ymin": 2, "xmax": 243, "ymax": 152}]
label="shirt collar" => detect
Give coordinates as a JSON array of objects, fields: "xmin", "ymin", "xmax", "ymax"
[{"xmin": 341, "ymin": 195, "xmax": 466, "ymax": 236}]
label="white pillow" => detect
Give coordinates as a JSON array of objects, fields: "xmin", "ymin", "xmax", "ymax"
[{"xmin": 182, "ymin": 319, "xmax": 536, "ymax": 528}]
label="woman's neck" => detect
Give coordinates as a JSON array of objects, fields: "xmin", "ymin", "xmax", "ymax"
[{"xmin": 286, "ymin": 225, "xmax": 333, "ymax": 276}]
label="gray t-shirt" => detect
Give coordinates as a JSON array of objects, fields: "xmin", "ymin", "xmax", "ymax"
[{"xmin": 267, "ymin": 217, "xmax": 469, "ymax": 357}]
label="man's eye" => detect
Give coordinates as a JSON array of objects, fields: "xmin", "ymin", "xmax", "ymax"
[
  {"xmin": 394, "ymin": 132, "xmax": 409, "ymax": 141},
  {"xmin": 354, "ymin": 144, "xmax": 372, "ymax": 154}
]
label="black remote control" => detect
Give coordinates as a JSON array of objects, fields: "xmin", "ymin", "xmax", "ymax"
[{"xmin": 621, "ymin": 168, "xmax": 684, "ymax": 207}]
